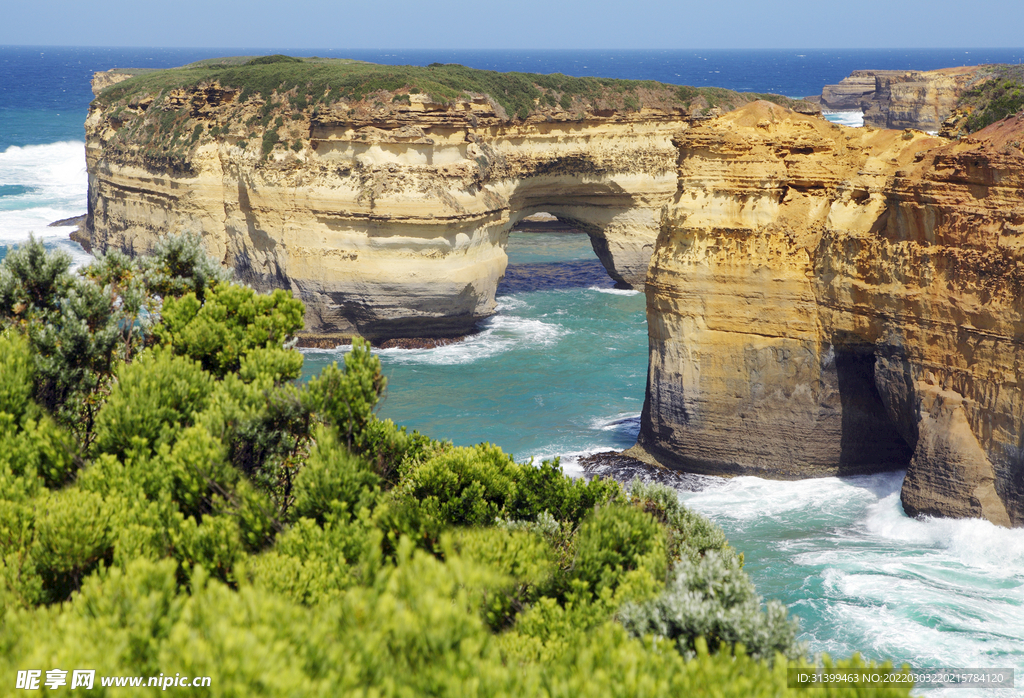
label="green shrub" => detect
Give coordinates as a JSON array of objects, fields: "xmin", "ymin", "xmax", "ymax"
[
  {"xmin": 290, "ymin": 426, "xmax": 380, "ymax": 524},
  {"xmin": 629, "ymin": 479, "xmax": 730, "ymax": 562},
  {"xmin": 261, "ymin": 126, "xmax": 279, "ymax": 157},
  {"xmin": 93, "ymin": 348, "xmax": 214, "ymax": 459},
  {"xmin": 446, "ymin": 527, "xmax": 556, "ymax": 630},
  {"xmin": 156, "ymin": 284, "xmax": 303, "ymax": 377},
  {"xmin": 305, "ymin": 339, "xmax": 385, "ymax": 449},
  {"xmin": 0, "ymin": 236, "xmax": 906, "ymax": 697},
  {"xmin": 141, "ymin": 231, "xmax": 230, "ymax": 303},
  {"xmin": 619, "ymin": 550, "xmax": 802, "ymax": 661},
  {"xmin": 32, "ymin": 488, "xmax": 113, "ymax": 602},
  {"xmin": 572, "ymin": 504, "xmax": 666, "ymax": 601}
]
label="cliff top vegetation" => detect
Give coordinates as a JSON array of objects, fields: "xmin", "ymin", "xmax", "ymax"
[
  {"xmin": 94, "ymin": 54, "xmax": 813, "ymax": 121},
  {"xmin": 959, "ymin": 64, "xmax": 1024, "ymax": 133}
]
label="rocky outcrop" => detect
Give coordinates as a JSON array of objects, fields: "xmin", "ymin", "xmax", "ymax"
[
  {"xmin": 817, "ymin": 67, "xmax": 986, "ymax": 132},
  {"xmin": 86, "ymin": 88, "xmax": 686, "ymax": 341},
  {"xmin": 85, "ymin": 58, "xmax": 819, "ymax": 343},
  {"xmin": 819, "ymin": 72, "xmax": 878, "ymax": 110},
  {"xmin": 90, "ymin": 69, "xmax": 152, "ymax": 96},
  {"xmin": 635, "ymin": 102, "xmax": 1024, "ymax": 527}
]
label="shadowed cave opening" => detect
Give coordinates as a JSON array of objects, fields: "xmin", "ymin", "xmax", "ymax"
[{"xmin": 832, "ymin": 339, "xmax": 915, "ymax": 475}]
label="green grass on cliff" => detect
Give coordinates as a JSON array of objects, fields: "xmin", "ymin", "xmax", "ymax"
[
  {"xmin": 960, "ymin": 65, "xmax": 1024, "ymax": 133},
  {"xmin": 90, "ymin": 55, "xmax": 815, "ymax": 171},
  {"xmin": 95, "ymin": 54, "xmax": 810, "ymax": 122}
]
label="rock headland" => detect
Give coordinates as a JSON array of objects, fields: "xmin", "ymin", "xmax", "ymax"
[
  {"xmin": 84, "ymin": 57, "xmax": 1024, "ymax": 527},
  {"xmin": 815, "ymin": 66, "xmax": 984, "ymax": 132},
  {"xmin": 634, "ymin": 101, "xmax": 1024, "ymax": 527}
]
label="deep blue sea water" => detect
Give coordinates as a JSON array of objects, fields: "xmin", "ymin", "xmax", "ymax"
[{"xmin": 3, "ymin": 46, "xmax": 1023, "ymax": 695}]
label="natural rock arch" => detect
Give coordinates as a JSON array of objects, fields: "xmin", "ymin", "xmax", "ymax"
[{"xmin": 87, "ymin": 100, "xmax": 687, "ymax": 343}]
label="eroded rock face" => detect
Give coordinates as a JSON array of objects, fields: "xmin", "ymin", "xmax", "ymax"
[
  {"xmin": 86, "ymin": 86, "xmax": 685, "ymax": 341},
  {"xmin": 817, "ymin": 67, "xmax": 983, "ymax": 132},
  {"xmin": 637, "ymin": 102, "xmax": 1024, "ymax": 527}
]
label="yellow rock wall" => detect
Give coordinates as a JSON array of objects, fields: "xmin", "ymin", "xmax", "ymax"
[
  {"xmin": 86, "ymin": 88, "xmax": 686, "ymax": 340},
  {"xmin": 637, "ymin": 102, "xmax": 1024, "ymax": 527}
]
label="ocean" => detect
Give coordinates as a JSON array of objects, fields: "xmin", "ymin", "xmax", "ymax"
[{"xmin": 3, "ymin": 45, "xmax": 1023, "ymax": 695}]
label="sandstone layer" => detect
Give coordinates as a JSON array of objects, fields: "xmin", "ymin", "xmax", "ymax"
[
  {"xmin": 86, "ymin": 83, "xmax": 688, "ymax": 341},
  {"xmin": 817, "ymin": 67, "xmax": 984, "ymax": 132},
  {"xmin": 85, "ymin": 59, "xmax": 818, "ymax": 342},
  {"xmin": 635, "ymin": 102, "xmax": 1024, "ymax": 527}
]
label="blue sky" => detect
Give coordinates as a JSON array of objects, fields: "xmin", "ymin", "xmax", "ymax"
[{"xmin": 4, "ymin": 0, "xmax": 1022, "ymax": 49}]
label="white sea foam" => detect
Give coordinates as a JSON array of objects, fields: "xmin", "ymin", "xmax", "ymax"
[
  {"xmin": 371, "ymin": 313, "xmax": 564, "ymax": 367},
  {"xmin": 863, "ymin": 492, "xmax": 1024, "ymax": 573},
  {"xmin": 532, "ymin": 446, "xmax": 613, "ymax": 476},
  {"xmin": 680, "ymin": 471, "xmax": 1024, "ymax": 696},
  {"xmin": 299, "ymin": 295, "xmax": 563, "ymax": 366},
  {"xmin": 683, "ymin": 471, "xmax": 899, "ymax": 521},
  {"xmin": 496, "ymin": 296, "xmax": 528, "ymax": 312},
  {"xmin": 0, "ymin": 141, "xmax": 90, "ymax": 265},
  {"xmin": 823, "ymin": 110, "xmax": 865, "ymax": 128},
  {"xmin": 589, "ymin": 286, "xmax": 641, "ymax": 296},
  {"xmin": 588, "ymin": 411, "xmax": 641, "ymax": 435}
]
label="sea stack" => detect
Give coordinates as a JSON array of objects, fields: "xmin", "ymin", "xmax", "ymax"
[{"xmin": 635, "ymin": 101, "xmax": 1024, "ymax": 527}]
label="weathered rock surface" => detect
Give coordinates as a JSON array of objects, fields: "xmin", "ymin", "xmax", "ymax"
[
  {"xmin": 85, "ymin": 61, "xmax": 1024, "ymax": 527},
  {"xmin": 89, "ymin": 68, "xmax": 152, "ymax": 96},
  {"xmin": 635, "ymin": 102, "xmax": 1024, "ymax": 527},
  {"xmin": 819, "ymin": 72, "xmax": 878, "ymax": 110},
  {"xmin": 86, "ymin": 83, "xmax": 687, "ymax": 341},
  {"xmin": 817, "ymin": 67, "xmax": 985, "ymax": 132}
]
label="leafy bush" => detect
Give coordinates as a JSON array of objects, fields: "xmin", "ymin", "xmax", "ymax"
[
  {"xmin": 572, "ymin": 503, "xmax": 666, "ymax": 600},
  {"xmin": 0, "ymin": 236, "xmax": 908, "ymax": 697},
  {"xmin": 92, "ymin": 348, "xmax": 214, "ymax": 459},
  {"xmin": 290, "ymin": 426, "xmax": 380, "ymax": 524},
  {"xmin": 31, "ymin": 488, "xmax": 114, "ymax": 603},
  {"xmin": 620, "ymin": 550, "xmax": 802, "ymax": 661},
  {"xmin": 156, "ymin": 283, "xmax": 303, "ymax": 377},
  {"xmin": 629, "ymin": 479, "xmax": 730, "ymax": 562},
  {"xmin": 305, "ymin": 340, "xmax": 385, "ymax": 449}
]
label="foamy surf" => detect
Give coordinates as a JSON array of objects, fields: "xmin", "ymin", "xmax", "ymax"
[
  {"xmin": 0, "ymin": 140, "xmax": 90, "ymax": 266},
  {"xmin": 678, "ymin": 471, "xmax": 1024, "ymax": 696},
  {"xmin": 588, "ymin": 412, "xmax": 641, "ymax": 437},
  {"xmin": 823, "ymin": 110, "xmax": 865, "ymax": 128},
  {"xmin": 589, "ymin": 286, "xmax": 641, "ymax": 296},
  {"xmin": 372, "ymin": 314, "xmax": 563, "ymax": 366}
]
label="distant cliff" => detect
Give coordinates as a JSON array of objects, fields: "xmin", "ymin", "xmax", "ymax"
[
  {"xmin": 814, "ymin": 66, "xmax": 985, "ymax": 132},
  {"xmin": 635, "ymin": 102, "xmax": 1024, "ymax": 528},
  {"xmin": 85, "ymin": 56, "xmax": 812, "ymax": 343}
]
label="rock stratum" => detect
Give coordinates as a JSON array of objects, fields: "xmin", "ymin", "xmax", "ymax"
[
  {"xmin": 634, "ymin": 102, "xmax": 1024, "ymax": 528},
  {"xmin": 85, "ymin": 57, "xmax": 809, "ymax": 342}
]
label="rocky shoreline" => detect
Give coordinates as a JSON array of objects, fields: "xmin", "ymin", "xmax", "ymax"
[
  {"xmin": 577, "ymin": 450, "xmax": 711, "ymax": 490},
  {"xmin": 81, "ymin": 58, "xmax": 1024, "ymax": 527}
]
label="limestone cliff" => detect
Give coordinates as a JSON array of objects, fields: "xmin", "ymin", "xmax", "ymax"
[
  {"xmin": 87, "ymin": 102, "xmax": 681, "ymax": 341},
  {"xmin": 87, "ymin": 59, "xmax": 811, "ymax": 342},
  {"xmin": 817, "ymin": 67, "xmax": 985, "ymax": 132},
  {"xmin": 635, "ymin": 102, "xmax": 1024, "ymax": 527}
]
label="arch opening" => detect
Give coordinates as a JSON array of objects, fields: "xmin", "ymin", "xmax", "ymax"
[{"xmin": 498, "ymin": 211, "xmax": 624, "ymax": 296}]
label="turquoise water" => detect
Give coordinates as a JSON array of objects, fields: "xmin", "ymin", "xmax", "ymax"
[
  {"xmin": 683, "ymin": 473, "xmax": 1024, "ymax": 697},
  {"xmin": 302, "ymin": 231, "xmax": 649, "ymax": 462}
]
